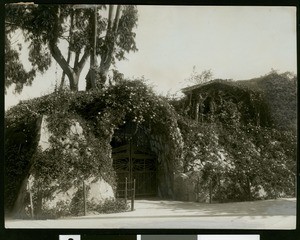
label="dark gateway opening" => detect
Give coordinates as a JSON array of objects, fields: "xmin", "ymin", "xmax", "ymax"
[{"xmin": 111, "ymin": 122, "xmax": 158, "ymax": 198}]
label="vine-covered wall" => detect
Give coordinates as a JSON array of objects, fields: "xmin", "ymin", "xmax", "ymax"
[
  {"xmin": 5, "ymin": 79, "xmax": 184, "ymax": 217},
  {"xmin": 174, "ymin": 80, "xmax": 296, "ymax": 202},
  {"xmin": 5, "ymin": 77, "xmax": 295, "ymax": 217}
]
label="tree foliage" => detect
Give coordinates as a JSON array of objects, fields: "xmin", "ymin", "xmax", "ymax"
[
  {"xmin": 5, "ymin": 6, "xmax": 39, "ymax": 94},
  {"xmin": 5, "ymin": 34, "xmax": 36, "ymax": 94},
  {"xmin": 5, "ymin": 4, "xmax": 138, "ymax": 92},
  {"xmin": 185, "ymin": 66, "xmax": 214, "ymax": 86},
  {"xmin": 97, "ymin": 6, "xmax": 138, "ymax": 83}
]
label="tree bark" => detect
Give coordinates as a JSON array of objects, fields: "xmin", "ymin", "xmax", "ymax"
[
  {"xmin": 97, "ymin": 5, "xmax": 123, "ymax": 87},
  {"xmin": 87, "ymin": 6, "xmax": 97, "ymax": 90},
  {"xmin": 49, "ymin": 6, "xmax": 89, "ymax": 91},
  {"xmin": 59, "ymin": 49, "xmax": 71, "ymax": 91},
  {"xmin": 74, "ymin": 50, "xmax": 90, "ymax": 73},
  {"xmin": 113, "ymin": 5, "xmax": 122, "ymax": 32},
  {"xmin": 98, "ymin": 67, "xmax": 109, "ymax": 89},
  {"xmin": 69, "ymin": 72, "xmax": 80, "ymax": 91},
  {"xmin": 59, "ymin": 9, "xmax": 74, "ymax": 91},
  {"xmin": 107, "ymin": 5, "xmax": 114, "ymax": 30},
  {"xmin": 49, "ymin": 42, "xmax": 89, "ymax": 91},
  {"xmin": 49, "ymin": 43, "xmax": 76, "ymax": 90}
]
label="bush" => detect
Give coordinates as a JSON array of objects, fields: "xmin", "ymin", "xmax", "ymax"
[{"xmin": 88, "ymin": 198, "xmax": 129, "ymax": 214}]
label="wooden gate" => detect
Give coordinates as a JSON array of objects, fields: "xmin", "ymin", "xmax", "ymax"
[{"xmin": 112, "ymin": 143, "xmax": 157, "ymax": 197}]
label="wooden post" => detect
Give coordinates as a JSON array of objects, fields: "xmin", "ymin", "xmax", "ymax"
[
  {"xmin": 199, "ymin": 94, "xmax": 203, "ymax": 123},
  {"xmin": 209, "ymin": 178, "xmax": 212, "ymax": 204},
  {"xmin": 195, "ymin": 101, "xmax": 200, "ymax": 122},
  {"xmin": 247, "ymin": 177, "xmax": 252, "ymax": 201},
  {"xmin": 131, "ymin": 179, "xmax": 136, "ymax": 211},
  {"xmin": 29, "ymin": 191, "xmax": 34, "ymax": 219},
  {"xmin": 83, "ymin": 181, "xmax": 87, "ymax": 216},
  {"xmin": 197, "ymin": 176, "xmax": 200, "ymax": 202},
  {"xmin": 125, "ymin": 177, "xmax": 128, "ymax": 204}
]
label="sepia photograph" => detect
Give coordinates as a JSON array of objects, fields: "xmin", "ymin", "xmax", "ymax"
[{"xmin": 4, "ymin": 4, "xmax": 297, "ymax": 230}]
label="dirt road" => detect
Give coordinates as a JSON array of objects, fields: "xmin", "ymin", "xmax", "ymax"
[{"xmin": 5, "ymin": 198, "xmax": 296, "ymax": 229}]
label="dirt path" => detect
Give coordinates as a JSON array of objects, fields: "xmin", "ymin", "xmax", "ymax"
[{"xmin": 5, "ymin": 198, "xmax": 296, "ymax": 229}]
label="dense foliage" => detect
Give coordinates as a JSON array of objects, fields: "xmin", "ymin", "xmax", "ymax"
[
  {"xmin": 5, "ymin": 79, "xmax": 182, "ymax": 215},
  {"xmin": 5, "ymin": 71, "xmax": 296, "ymax": 216},
  {"xmin": 4, "ymin": 34, "xmax": 36, "ymax": 94},
  {"xmin": 4, "ymin": 113, "xmax": 40, "ymax": 212},
  {"xmin": 174, "ymin": 74, "xmax": 296, "ymax": 202},
  {"xmin": 238, "ymin": 71, "xmax": 297, "ymax": 132},
  {"xmin": 88, "ymin": 198, "xmax": 129, "ymax": 214},
  {"xmin": 179, "ymin": 118, "xmax": 295, "ymax": 202}
]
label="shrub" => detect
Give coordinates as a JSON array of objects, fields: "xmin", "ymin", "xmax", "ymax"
[{"xmin": 88, "ymin": 198, "xmax": 129, "ymax": 214}]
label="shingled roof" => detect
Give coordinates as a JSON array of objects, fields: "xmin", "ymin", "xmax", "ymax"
[{"xmin": 181, "ymin": 79, "xmax": 233, "ymax": 94}]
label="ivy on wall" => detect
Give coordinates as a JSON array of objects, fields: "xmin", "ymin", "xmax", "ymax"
[
  {"xmin": 5, "ymin": 74, "xmax": 295, "ymax": 214},
  {"xmin": 5, "ymin": 78, "xmax": 183, "ymax": 214},
  {"xmin": 175, "ymin": 78, "xmax": 296, "ymax": 202}
]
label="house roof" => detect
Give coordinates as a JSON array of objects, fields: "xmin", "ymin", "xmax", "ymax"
[{"xmin": 181, "ymin": 79, "xmax": 231, "ymax": 94}]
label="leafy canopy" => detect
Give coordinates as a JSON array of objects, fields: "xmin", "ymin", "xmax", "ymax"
[{"xmin": 5, "ymin": 4, "xmax": 138, "ymax": 92}]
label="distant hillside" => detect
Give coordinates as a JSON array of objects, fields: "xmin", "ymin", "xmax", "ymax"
[{"xmin": 237, "ymin": 72, "xmax": 297, "ymax": 132}]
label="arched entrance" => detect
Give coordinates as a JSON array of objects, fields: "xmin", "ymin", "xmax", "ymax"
[
  {"xmin": 111, "ymin": 122, "xmax": 158, "ymax": 197},
  {"xmin": 112, "ymin": 142, "xmax": 157, "ymax": 197}
]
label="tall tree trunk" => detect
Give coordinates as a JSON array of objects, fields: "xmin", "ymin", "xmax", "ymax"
[
  {"xmin": 59, "ymin": 9, "xmax": 74, "ymax": 91},
  {"xmin": 96, "ymin": 5, "xmax": 123, "ymax": 88},
  {"xmin": 59, "ymin": 49, "xmax": 71, "ymax": 91},
  {"xmin": 107, "ymin": 5, "xmax": 114, "ymax": 30},
  {"xmin": 69, "ymin": 72, "xmax": 79, "ymax": 91},
  {"xmin": 86, "ymin": 6, "xmax": 97, "ymax": 90},
  {"xmin": 49, "ymin": 6, "xmax": 89, "ymax": 92},
  {"xmin": 113, "ymin": 5, "xmax": 122, "ymax": 32},
  {"xmin": 98, "ymin": 67, "xmax": 109, "ymax": 89}
]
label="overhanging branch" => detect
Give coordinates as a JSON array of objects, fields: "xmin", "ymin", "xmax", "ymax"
[{"xmin": 49, "ymin": 42, "xmax": 74, "ymax": 79}]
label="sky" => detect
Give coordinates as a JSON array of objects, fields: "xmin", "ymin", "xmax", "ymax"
[{"xmin": 5, "ymin": 5, "xmax": 297, "ymax": 110}]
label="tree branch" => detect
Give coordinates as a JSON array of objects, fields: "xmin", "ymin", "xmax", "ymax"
[
  {"xmin": 113, "ymin": 5, "xmax": 122, "ymax": 33},
  {"xmin": 60, "ymin": 9, "xmax": 75, "ymax": 90},
  {"xmin": 107, "ymin": 5, "xmax": 114, "ymax": 30},
  {"xmin": 76, "ymin": 49, "xmax": 90, "ymax": 73},
  {"xmin": 49, "ymin": 42, "xmax": 74, "ymax": 79},
  {"xmin": 74, "ymin": 51, "xmax": 80, "ymax": 69},
  {"xmin": 59, "ymin": 47, "xmax": 71, "ymax": 90},
  {"xmin": 48, "ymin": 6, "xmax": 74, "ymax": 79}
]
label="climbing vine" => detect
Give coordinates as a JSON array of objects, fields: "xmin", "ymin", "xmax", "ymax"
[
  {"xmin": 175, "ymin": 79, "xmax": 296, "ymax": 202},
  {"xmin": 5, "ymin": 78, "xmax": 183, "ymax": 215}
]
